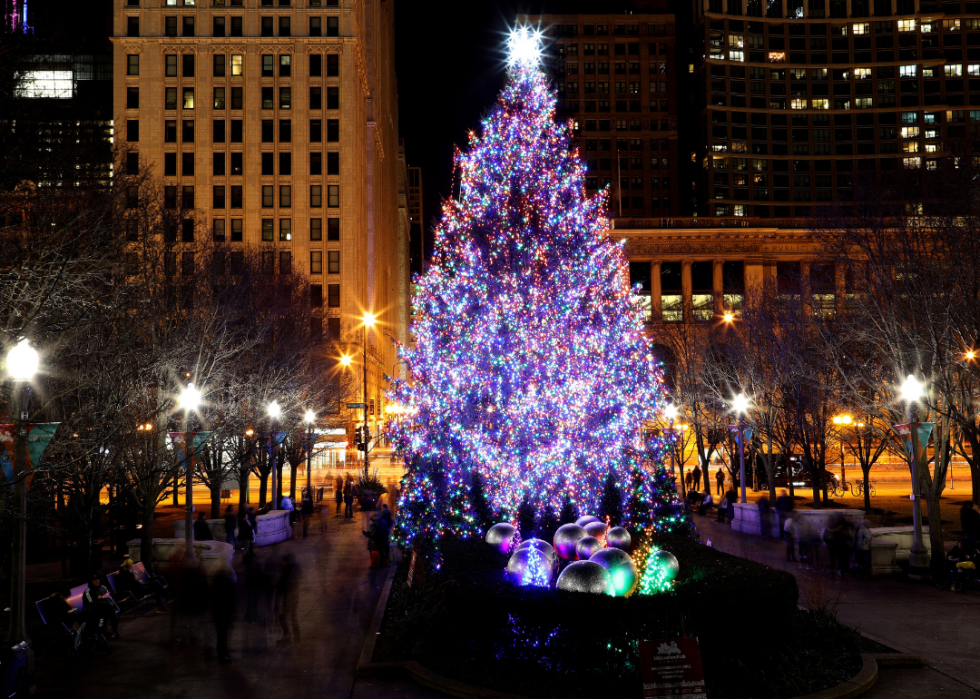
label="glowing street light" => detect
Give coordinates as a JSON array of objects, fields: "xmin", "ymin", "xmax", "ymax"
[
  {"xmin": 731, "ymin": 393, "xmax": 750, "ymax": 503},
  {"xmin": 898, "ymin": 373, "xmax": 928, "ymax": 579},
  {"xmin": 178, "ymin": 382, "xmax": 202, "ymax": 561},
  {"xmin": 6, "ymin": 339, "xmax": 39, "ymax": 380},
  {"xmin": 723, "ymin": 312, "xmax": 735, "ymax": 323},
  {"xmin": 268, "ymin": 400, "xmax": 282, "ymax": 508},
  {"xmin": 340, "ymin": 354, "xmax": 353, "ymax": 367},
  {"xmin": 832, "ymin": 413, "xmax": 853, "ymax": 490},
  {"xmin": 304, "ymin": 409, "xmax": 316, "ymax": 501}
]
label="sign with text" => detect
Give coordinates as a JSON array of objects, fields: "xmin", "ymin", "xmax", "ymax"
[{"xmin": 639, "ymin": 638, "xmax": 706, "ymax": 698}]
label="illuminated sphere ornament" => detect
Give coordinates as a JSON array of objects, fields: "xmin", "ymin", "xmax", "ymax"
[
  {"xmin": 556, "ymin": 560, "xmax": 614, "ymax": 595},
  {"xmin": 651, "ymin": 550, "xmax": 680, "ymax": 582},
  {"xmin": 553, "ymin": 523, "xmax": 588, "ymax": 560},
  {"xmin": 576, "ymin": 515, "xmax": 600, "ymax": 528},
  {"xmin": 505, "ymin": 547, "xmax": 554, "ymax": 586},
  {"xmin": 590, "ymin": 548, "xmax": 638, "ymax": 597},
  {"xmin": 486, "ymin": 523, "xmax": 519, "ymax": 554},
  {"xmin": 575, "ymin": 536, "xmax": 602, "ymax": 560},
  {"xmin": 606, "ymin": 527, "xmax": 632, "ymax": 551},
  {"xmin": 584, "ymin": 521, "xmax": 607, "ymax": 542},
  {"xmin": 516, "ymin": 538, "xmax": 559, "ymax": 569}
]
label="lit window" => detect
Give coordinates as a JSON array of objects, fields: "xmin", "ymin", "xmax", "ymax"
[
  {"xmin": 899, "ymin": 65, "xmax": 917, "ymax": 77},
  {"xmin": 231, "ymin": 54, "xmax": 243, "ymax": 76},
  {"xmin": 768, "ymin": 52, "xmax": 785, "ymax": 62},
  {"xmin": 902, "ymin": 111, "xmax": 918, "ymax": 124},
  {"xmin": 925, "ymin": 143, "xmax": 939, "ymax": 153},
  {"xmin": 852, "ymin": 23, "xmax": 869, "ymax": 34},
  {"xmin": 855, "ymin": 97, "xmax": 873, "ymax": 108},
  {"xmin": 733, "ymin": 204, "xmax": 746, "ymax": 216},
  {"xmin": 183, "ymin": 88, "xmax": 195, "ymax": 109},
  {"xmin": 945, "ymin": 64, "xmax": 963, "ymax": 77},
  {"xmin": 903, "ymin": 156, "xmax": 921, "ymax": 168},
  {"xmin": 729, "ymin": 33, "xmax": 744, "ymax": 48},
  {"xmin": 903, "ymin": 141, "xmax": 919, "ymax": 152},
  {"xmin": 922, "ymin": 67, "xmax": 936, "ymax": 78},
  {"xmin": 943, "ymin": 19, "xmax": 960, "ymax": 31},
  {"xmin": 969, "ymin": 65, "xmax": 980, "ymax": 76},
  {"xmin": 925, "ymin": 129, "xmax": 938, "ymax": 139},
  {"xmin": 730, "ymin": 50, "xmax": 745, "ymax": 62},
  {"xmin": 926, "ymin": 159, "xmax": 938, "ymax": 170},
  {"xmin": 898, "ymin": 19, "xmax": 916, "ymax": 31},
  {"xmin": 901, "ymin": 126, "xmax": 919, "ymax": 137},
  {"xmin": 14, "ymin": 70, "xmax": 73, "ymax": 99},
  {"xmin": 854, "ymin": 68, "xmax": 872, "ymax": 79},
  {"xmin": 791, "ymin": 98, "xmax": 807, "ymax": 109},
  {"xmin": 811, "ymin": 99, "xmax": 829, "ymax": 109},
  {"xmin": 921, "ymin": 22, "xmax": 934, "ymax": 32}
]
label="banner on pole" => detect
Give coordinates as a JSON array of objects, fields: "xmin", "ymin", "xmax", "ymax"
[
  {"xmin": 168, "ymin": 431, "xmax": 212, "ymax": 470},
  {"xmin": 0, "ymin": 423, "xmax": 60, "ymax": 490},
  {"xmin": 728, "ymin": 425, "xmax": 753, "ymax": 446},
  {"xmin": 892, "ymin": 422, "xmax": 934, "ymax": 454}
]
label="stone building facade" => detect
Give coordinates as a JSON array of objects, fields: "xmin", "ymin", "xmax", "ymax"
[{"xmin": 111, "ymin": 0, "xmax": 408, "ymax": 438}]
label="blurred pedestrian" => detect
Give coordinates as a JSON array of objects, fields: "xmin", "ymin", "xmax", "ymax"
[
  {"xmin": 784, "ymin": 517, "xmax": 797, "ymax": 562},
  {"xmin": 276, "ymin": 554, "xmax": 301, "ymax": 644},
  {"xmin": 715, "ymin": 468, "xmax": 725, "ymax": 495},
  {"xmin": 223, "ymin": 505, "xmax": 238, "ymax": 549},
  {"xmin": 796, "ymin": 516, "xmax": 813, "ymax": 568},
  {"xmin": 775, "ymin": 489, "xmax": 794, "ymax": 541},
  {"xmin": 692, "ymin": 464, "xmax": 702, "ymax": 491},
  {"xmin": 238, "ymin": 511, "xmax": 255, "ymax": 557},
  {"xmin": 211, "ymin": 568, "xmax": 236, "ymax": 663},
  {"xmin": 301, "ymin": 494, "xmax": 313, "ymax": 539},
  {"xmin": 335, "ymin": 476, "xmax": 344, "ymax": 515},
  {"xmin": 854, "ymin": 519, "xmax": 872, "ymax": 578},
  {"xmin": 194, "ymin": 511, "xmax": 214, "ymax": 541},
  {"xmin": 344, "ymin": 478, "xmax": 354, "ymax": 519},
  {"xmin": 716, "ymin": 494, "xmax": 728, "ymax": 523},
  {"xmin": 757, "ymin": 495, "xmax": 771, "ymax": 538},
  {"xmin": 377, "ymin": 505, "xmax": 393, "ymax": 566},
  {"xmin": 685, "ymin": 471, "xmax": 693, "ymax": 491},
  {"xmin": 725, "ymin": 488, "xmax": 736, "ymax": 526}
]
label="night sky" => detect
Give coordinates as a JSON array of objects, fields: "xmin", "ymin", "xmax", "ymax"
[{"xmin": 394, "ymin": 0, "xmax": 638, "ymax": 252}]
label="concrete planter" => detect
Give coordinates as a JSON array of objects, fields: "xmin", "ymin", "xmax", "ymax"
[
  {"xmin": 174, "ymin": 509, "xmax": 292, "ymax": 547},
  {"xmin": 731, "ymin": 504, "xmax": 866, "ymax": 539},
  {"xmin": 869, "ymin": 527, "xmax": 932, "ymax": 576},
  {"xmin": 126, "ymin": 538, "xmax": 236, "ymax": 581}
]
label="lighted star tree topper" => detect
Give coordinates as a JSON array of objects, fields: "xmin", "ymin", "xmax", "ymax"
[{"xmin": 389, "ymin": 28, "xmax": 686, "ymax": 549}]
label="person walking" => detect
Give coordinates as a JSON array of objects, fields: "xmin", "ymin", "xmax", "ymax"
[
  {"xmin": 774, "ymin": 489, "xmax": 794, "ymax": 541},
  {"xmin": 238, "ymin": 511, "xmax": 255, "ymax": 557},
  {"xmin": 854, "ymin": 519, "xmax": 872, "ymax": 578},
  {"xmin": 194, "ymin": 511, "xmax": 214, "ymax": 541},
  {"xmin": 223, "ymin": 505, "xmax": 238, "ymax": 549},
  {"xmin": 725, "ymin": 488, "xmax": 736, "ymax": 526},
  {"xmin": 685, "ymin": 471, "xmax": 693, "ymax": 491},
  {"xmin": 276, "ymin": 554, "xmax": 301, "ymax": 644},
  {"xmin": 784, "ymin": 517, "xmax": 798, "ymax": 562},
  {"xmin": 756, "ymin": 495, "xmax": 771, "ymax": 538},
  {"xmin": 715, "ymin": 467, "xmax": 725, "ymax": 495},
  {"xmin": 335, "ymin": 476, "xmax": 344, "ymax": 515},
  {"xmin": 211, "ymin": 568, "xmax": 236, "ymax": 663},
  {"xmin": 344, "ymin": 478, "xmax": 354, "ymax": 519},
  {"xmin": 375, "ymin": 506, "xmax": 393, "ymax": 567},
  {"xmin": 716, "ymin": 493, "xmax": 728, "ymax": 523},
  {"xmin": 692, "ymin": 464, "xmax": 702, "ymax": 491}
]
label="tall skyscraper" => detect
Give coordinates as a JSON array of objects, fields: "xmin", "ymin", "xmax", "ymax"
[
  {"xmin": 111, "ymin": 0, "xmax": 408, "ymax": 436},
  {"xmin": 692, "ymin": 0, "xmax": 979, "ymax": 218},
  {"xmin": 521, "ymin": 7, "xmax": 683, "ymax": 220}
]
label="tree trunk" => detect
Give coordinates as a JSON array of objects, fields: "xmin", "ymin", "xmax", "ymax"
[
  {"xmin": 924, "ymin": 489, "xmax": 946, "ymax": 578},
  {"xmin": 259, "ymin": 473, "xmax": 268, "ymax": 507},
  {"xmin": 808, "ymin": 456, "xmax": 822, "ymax": 509},
  {"xmin": 140, "ymin": 500, "xmax": 155, "ymax": 575},
  {"xmin": 289, "ymin": 461, "xmax": 298, "ymax": 501},
  {"xmin": 238, "ymin": 466, "xmax": 249, "ymax": 511},
  {"xmin": 172, "ymin": 467, "xmax": 179, "ymax": 506},
  {"xmin": 861, "ymin": 461, "xmax": 872, "ymax": 512},
  {"xmin": 211, "ymin": 484, "xmax": 221, "ymax": 519}
]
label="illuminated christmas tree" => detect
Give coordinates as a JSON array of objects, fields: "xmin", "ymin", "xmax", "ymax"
[{"xmin": 390, "ymin": 30, "xmax": 686, "ymax": 553}]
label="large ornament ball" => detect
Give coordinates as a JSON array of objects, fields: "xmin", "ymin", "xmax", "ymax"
[
  {"xmin": 584, "ymin": 521, "xmax": 608, "ymax": 542},
  {"xmin": 606, "ymin": 527, "xmax": 632, "ymax": 551},
  {"xmin": 486, "ymin": 523, "xmax": 519, "ymax": 555},
  {"xmin": 652, "ymin": 550, "xmax": 680, "ymax": 582},
  {"xmin": 590, "ymin": 548, "xmax": 638, "ymax": 597},
  {"xmin": 505, "ymin": 547, "xmax": 554, "ymax": 586},
  {"xmin": 576, "ymin": 515, "xmax": 600, "ymax": 527},
  {"xmin": 516, "ymin": 538, "xmax": 559, "ymax": 572},
  {"xmin": 556, "ymin": 560, "xmax": 614, "ymax": 595},
  {"xmin": 553, "ymin": 523, "xmax": 589, "ymax": 560},
  {"xmin": 575, "ymin": 536, "xmax": 602, "ymax": 560}
]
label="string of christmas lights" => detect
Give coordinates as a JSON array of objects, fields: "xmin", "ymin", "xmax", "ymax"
[{"xmin": 389, "ymin": 34, "xmax": 688, "ymax": 558}]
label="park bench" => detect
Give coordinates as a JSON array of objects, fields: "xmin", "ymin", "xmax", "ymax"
[
  {"xmin": 35, "ymin": 581, "xmax": 121, "ymax": 637},
  {"xmin": 106, "ymin": 562, "xmax": 168, "ymax": 610}
]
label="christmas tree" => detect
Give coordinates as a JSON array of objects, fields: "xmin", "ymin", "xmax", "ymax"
[{"xmin": 390, "ymin": 29, "xmax": 684, "ymax": 550}]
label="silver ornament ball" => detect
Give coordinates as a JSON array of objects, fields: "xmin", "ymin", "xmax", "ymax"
[
  {"xmin": 590, "ymin": 547, "xmax": 638, "ymax": 597},
  {"xmin": 505, "ymin": 547, "xmax": 554, "ymax": 586},
  {"xmin": 575, "ymin": 536, "xmax": 602, "ymax": 560},
  {"xmin": 485, "ymin": 523, "xmax": 519, "ymax": 554},
  {"xmin": 552, "ymin": 523, "xmax": 588, "ymax": 560},
  {"xmin": 575, "ymin": 515, "xmax": 600, "ymax": 527},
  {"xmin": 556, "ymin": 560, "xmax": 614, "ymax": 595},
  {"xmin": 652, "ymin": 550, "xmax": 680, "ymax": 582},
  {"xmin": 584, "ymin": 521, "xmax": 608, "ymax": 541},
  {"xmin": 605, "ymin": 526, "xmax": 632, "ymax": 551},
  {"xmin": 515, "ymin": 538, "xmax": 559, "ymax": 572}
]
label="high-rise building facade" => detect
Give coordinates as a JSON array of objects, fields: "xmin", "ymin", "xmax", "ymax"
[
  {"xmin": 111, "ymin": 0, "xmax": 407, "ymax": 435},
  {"xmin": 522, "ymin": 9, "xmax": 682, "ymax": 219},
  {"xmin": 692, "ymin": 0, "xmax": 980, "ymax": 218}
]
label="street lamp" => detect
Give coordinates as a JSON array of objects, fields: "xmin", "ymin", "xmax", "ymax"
[
  {"xmin": 899, "ymin": 373, "xmax": 930, "ymax": 580},
  {"xmin": 268, "ymin": 400, "xmax": 282, "ymax": 510},
  {"xmin": 832, "ymin": 413, "xmax": 853, "ymax": 491},
  {"xmin": 731, "ymin": 392, "xmax": 750, "ymax": 504},
  {"xmin": 5, "ymin": 339, "xmax": 39, "ymax": 676},
  {"xmin": 304, "ymin": 409, "xmax": 316, "ymax": 499},
  {"xmin": 361, "ymin": 312, "xmax": 376, "ymax": 471},
  {"xmin": 178, "ymin": 382, "xmax": 202, "ymax": 560}
]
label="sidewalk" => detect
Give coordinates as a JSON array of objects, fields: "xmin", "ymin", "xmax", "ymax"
[
  {"xmin": 33, "ymin": 511, "xmax": 393, "ymax": 699},
  {"xmin": 694, "ymin": 512, "xmax": 980, "ymax": 696}
]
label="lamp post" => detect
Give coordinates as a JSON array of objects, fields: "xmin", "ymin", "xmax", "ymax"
[
  {"xmin": 361, "ymin": 312, "xmax": 376, "ymax": 472},
  {"xmin": 340, "ymin": 354, "xmax": 354, "ymax": 467},
  {"xmin": 178, "ymin": 382, "xmax": 202, "ymax": 560},
  {"xmin": 304, "ymin": 409, "xmax": 316, "ymax": 498},
  {"xmin": 268, "ymin": 400, "xmax": 282, "ymax": 509},
  {"xmin": 832, "ymin": 413, "xmax": 853, "ymax": 490},
  {"xmin": 5, "ymin": 339, "xmax": 39, "ymax": 684},
  {"xmin": 732, "ymin": 393, "xmax": 750, "ymax": 504},
  {"xmin": 663, "ymin": 404, "xmax": 679, "ymax": 492},
  {"xmin": 900, "ymin": 374, "xmax": 930, "ymax": 580}
]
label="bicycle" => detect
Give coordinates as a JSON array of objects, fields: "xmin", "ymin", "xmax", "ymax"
[{"xmin": 854, "ymin": 480, "xmax": 877, "ymax": 497}]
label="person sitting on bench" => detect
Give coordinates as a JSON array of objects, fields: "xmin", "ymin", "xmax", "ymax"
[
  {"xmin": 82, "ymin": 576, "xmax": 118, "ymax": 639},
  {"xmin": 117, "ymin": 558, "xmax": 170, "ymax": 612}
]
